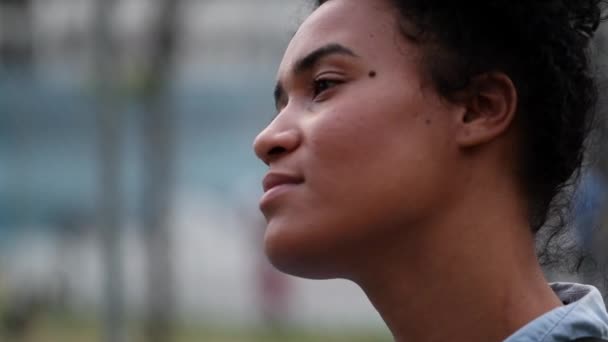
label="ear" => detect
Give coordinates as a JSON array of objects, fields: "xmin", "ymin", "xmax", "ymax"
[{"xmin": 454, "ymin": 72, "xmax": 518, "ymax": 147}]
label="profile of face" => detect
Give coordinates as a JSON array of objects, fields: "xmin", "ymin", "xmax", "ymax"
[{"xmin": 253, "ymin": 0, "xmax": 469, "ymax": 279}]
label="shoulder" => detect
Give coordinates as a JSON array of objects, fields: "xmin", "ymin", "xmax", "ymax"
[{"xmin": 504, "ymin": 283, "xmax": 608, "ymax": 342}]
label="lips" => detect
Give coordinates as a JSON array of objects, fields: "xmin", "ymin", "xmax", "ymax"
[{"xmin": 262, "ymin": 172, "xmax": 304, "ymax": 193}]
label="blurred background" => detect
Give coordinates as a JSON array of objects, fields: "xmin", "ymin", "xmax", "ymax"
[{"xmin": 0, "ymin": 0, "xmax": 606, "ymax": 341}]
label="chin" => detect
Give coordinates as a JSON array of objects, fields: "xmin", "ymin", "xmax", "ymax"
[{"xmin": 262, "ymin": 218, "xmax": 344, "ymax": 280}]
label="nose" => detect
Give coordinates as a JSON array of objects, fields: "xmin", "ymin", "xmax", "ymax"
[{"xmin": 253, "ymin": 122, "xmax": 301, "ymax": 166}]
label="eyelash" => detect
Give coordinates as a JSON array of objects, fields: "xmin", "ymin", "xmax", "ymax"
[{"xmin": 312, "ymin": 77, "xmax": 344, "ymax": 99}]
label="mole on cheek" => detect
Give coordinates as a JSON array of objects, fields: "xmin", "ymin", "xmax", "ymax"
[{"xmin": 368, "ymin": 71, "xmax": 377, "ymax": 78}]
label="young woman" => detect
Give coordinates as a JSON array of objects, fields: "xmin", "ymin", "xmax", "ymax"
[{"xmin": 253, "ymin": 0, "xmax": 608, "ymax": 341}]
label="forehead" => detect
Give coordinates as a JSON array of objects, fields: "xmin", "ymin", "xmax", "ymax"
[{"xmin": 278, "ymin": 0, "xmax": 412, "ymax": 76}]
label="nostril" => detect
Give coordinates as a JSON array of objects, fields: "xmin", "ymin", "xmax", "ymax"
[{"xmin": 268, "ymin": 146, "xmax": 286, "ymax": 156}]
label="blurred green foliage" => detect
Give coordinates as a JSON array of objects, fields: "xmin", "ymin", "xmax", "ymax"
[{"xmin": 1, "ymin": 312, "xmax": 391, "ymax": 342}]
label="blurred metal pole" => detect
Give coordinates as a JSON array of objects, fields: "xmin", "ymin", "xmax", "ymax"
[
  {"xmin": 140, "ymin": 1, "xmax": 180, "ymax": 341},
  {"xmin": 93, "ymin": 0, "xmax": 126, "ymax": 341},
  {"xmin": 0, "ymin": 0, "xmax": 33, "ymax": 232}
]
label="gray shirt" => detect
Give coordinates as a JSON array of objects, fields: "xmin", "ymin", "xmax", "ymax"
[{"xmin": 504, "ymin": 283, "xmax": 608, "ymax": 341}]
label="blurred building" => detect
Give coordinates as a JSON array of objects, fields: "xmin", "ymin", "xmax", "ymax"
[{"xmin": 0, "ymin": 0, "xmax": 302, "ymax": 228}]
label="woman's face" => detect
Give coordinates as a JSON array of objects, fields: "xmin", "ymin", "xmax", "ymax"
[{"xmin": 253, "ymin": 0, "xmax": 462, "ymax": 278}]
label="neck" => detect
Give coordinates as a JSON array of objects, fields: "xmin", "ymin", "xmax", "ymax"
[{"xmin": 347, "ymin": 177, "xmax": 562, "ymax": 342}]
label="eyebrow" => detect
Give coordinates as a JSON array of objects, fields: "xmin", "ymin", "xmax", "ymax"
[
  {"xmin": 274, "ymin": 43, "xmax": 359, "ymax": 111},
  {"xmin": 294, "ymin": 43, "xmax": 358, "ymax": 74}
]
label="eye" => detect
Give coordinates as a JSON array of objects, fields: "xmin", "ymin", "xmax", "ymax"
[{"xmin": 312, "ymin": 78, "xmax": 343, "ymax": 98}]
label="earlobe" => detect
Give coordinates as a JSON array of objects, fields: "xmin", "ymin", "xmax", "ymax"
[{"xmin": 456, "ymin": 72, "xmax": 518, "ymax": 147}]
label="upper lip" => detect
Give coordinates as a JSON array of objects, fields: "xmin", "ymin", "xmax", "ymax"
[{"xmin": 262, "ymin": 172, "xmax": 304, "ymax": 193}]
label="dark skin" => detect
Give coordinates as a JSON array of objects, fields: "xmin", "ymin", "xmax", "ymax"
[{"xmin": 254, "ymin": 1, "xmax": 563, "ymax": 341}]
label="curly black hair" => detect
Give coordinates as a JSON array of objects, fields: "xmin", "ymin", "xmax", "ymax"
[{"xmin": 314, "ymin": 0, "xmax": 606, "ymax": 269}]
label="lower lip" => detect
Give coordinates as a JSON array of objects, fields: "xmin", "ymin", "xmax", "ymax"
[{"xmin": 259, "ymin": 183, "xmax": 299, "ymax": 209}]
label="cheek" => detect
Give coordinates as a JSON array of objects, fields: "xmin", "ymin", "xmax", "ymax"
[
  {"xmin": 307, "ymin": 77, "xmax": 436, "ymax": 167},
  {"xmin": 304, "ymin": 93, "xmax": 452, "ymax": 222},
  {"xmin": 307, "ymin": 95, "xmax": 427, "ymax": 183},
  {"xmin": 308, "ymin": 108, "xmax": 375, "ymax": 163}
]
